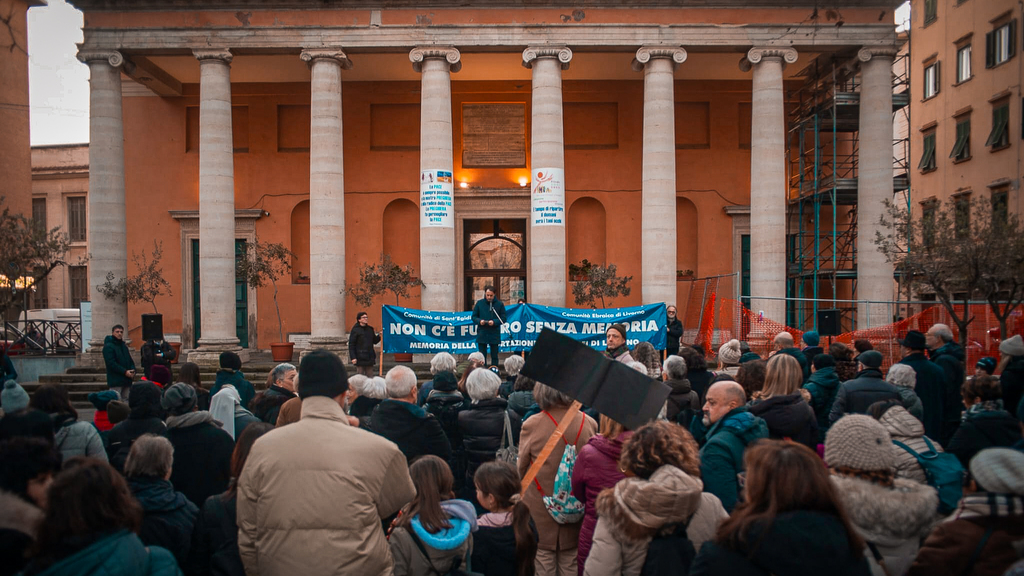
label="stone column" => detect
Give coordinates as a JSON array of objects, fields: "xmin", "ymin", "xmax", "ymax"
[
  {"xmin": 77, "ymin": 50, "xmax": 129, "ymax": 353},
  {"xmin": 633, "ymin": 47, "xmax": 687, "ymax": 306},
  {"xmin": 410, "ymin": 47, "xmax": 460, "ymax": 312},
  {"xmin": 193, "ymin": 49, "xmax": 240, "ymax": 352},
  {"xmin": 523, "ymin": 46, "xmax": 572, "ymax": 307},
  {"xmin": 857, "ymin": 47, "xmax": 898, "ymax": 329},
  {"xmin": 741, "ymin": 47, "xmax": 797, "ymax": 325},
  {"xmin": 301, "ymin": 49, "xmax": 351, "ymax": 353}
]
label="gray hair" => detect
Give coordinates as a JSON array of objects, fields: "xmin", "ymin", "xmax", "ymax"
[
  {"xmin": 385, "ymin": 365, "xmax": 418, "ymax": 399},
  {"xmin": 363, "ymin": 376, "xmax": 388, "ymax": 400},
  {"xmin": 930, "ymin": 324, "xmax": 954, "ymax": 343},
  {"xmin": 467, "ymin": 351, "xmax": 485, "ymax": 365},
  {"xmin": 504, "ymin": 355, "xmax": 525, "ymax": 378},
  {"xmin": 663, "ymin": 355, "xmax": 688, "ymax": 380},
  {"xmin": 430, "ymin": 352, "xmax": 456, "ymax": 375},
  {"xmin": 270, "ymin": 363, "xmax": 296, "ymax": 385},
  {"xmin": 886, "ymin": 363, "xmax": 917, "ymax": 389},
  {"xmin": 533, "ymin": 382, "xmax": 573, "ymax": 410},
  {"xmin": 467, "ymin": 368, "xmax": 501, "ymax": 401},
  {"xmin": 124, "ymin": 434, "xmax": 173, "ymax": 479},
  {"xmin": 348, "ymin": 374, "xmax": 369, "ymax": 395}
]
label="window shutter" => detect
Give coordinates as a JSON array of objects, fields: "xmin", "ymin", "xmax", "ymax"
[
  {"xmin": 986, "ymin": 30, "xmax": 996, "ymax": 68},
  {"xmin": 935, "ymin": 61, "xmax": 941, "ymax": 92},
  {"xmin": 1010, "ymin": 20, "xmax": 1018, "ymax": 57}
]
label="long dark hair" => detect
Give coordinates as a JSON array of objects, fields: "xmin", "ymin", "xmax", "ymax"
[
  {"xmin": 30, "ymin": 458, "xmax": 143, "ymax": 571},
  {"xmin": 397, "ymin": 455, "xmax": 454, "ymax": 534},
  {"xmin": 225, "ymin": 422, "xmax": 274, "ymax": 499},
  {"xmin": 474, "ymin": 461, "xmax": 536, "ymax": 576},
  {"xmin": 715, "ymin": 441, "xmax": 863, "ymax": 557},
  {"xmin": 29, "ymin": 384, "xmax": 77, "ymax": 420},
  {"xmin": 178, "ymin": 362, "xmax": 203, "ymax": 389}
]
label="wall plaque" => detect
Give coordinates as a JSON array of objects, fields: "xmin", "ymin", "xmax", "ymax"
[{"xmin": 462, "ymin": 103, "xmax": 527, "ymax": 168}]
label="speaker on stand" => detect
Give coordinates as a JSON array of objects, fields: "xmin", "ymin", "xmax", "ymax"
[
  {"xmin": 142, "ymin": 314, "xmax": 164, "ymax": 341},
  {"xmin": 817, "ymin": 309, "xmax": 841, "ymax": 347}
]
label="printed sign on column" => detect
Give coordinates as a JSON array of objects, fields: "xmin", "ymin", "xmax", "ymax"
[
  {"xmin": 420, "ymin": 169, "xmax": 454, "ymax": 228},
  {"xmin": 531, "ymin": 167, "xmax": 565, "ymax": 226}
]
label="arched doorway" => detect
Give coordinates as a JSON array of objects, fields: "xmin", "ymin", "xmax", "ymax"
[{"xmin": 464, "ymin": 219, "xmax": 526, "ymax": 308}]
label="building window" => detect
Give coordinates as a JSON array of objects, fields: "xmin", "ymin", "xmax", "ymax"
[
  {"xmin": 922, "ymin": 203, "xmax": 937, "ymax": 247},
  {"xmin": 32, "ymin": 198, "xmax": 46, "ymax": 229},
  {"xmin": 986, "ymin": 102, "xmax": 1010, "ymax": 150},
  {"xmin": 923, "ymin": 62, "xmax": 940, "ymax": 99},
  {"xmin": 954, "ymin": 195, "xmax": 971, "ymax": 239},
  {"xmin": 992, "ymin": 189, "xmax": 1009, "ymax": 226},
  {"xmin": 956, "ymin": 45, "xmax": 971, "ymax": 83},
  {"xmin": 986, "ymin": 20, "xmax": 1017, "ymax": 68},
  {"xmin": 67, "ymin": 197, "xmax": 86, "ymax": 242},
  {"xmin": 918, "ymin": 130, "xmax": 937, "ymax": 172},
  {"xmin": 69, "ymin": 266, "xmax": 87, "ymax": 308},
  {"xmin": 924, "ymin": 0, "xmax": 937, "ymax": 24},
  {"xmin": 950, "ymin": 115, "xmax": 971, "ymax": 162}
]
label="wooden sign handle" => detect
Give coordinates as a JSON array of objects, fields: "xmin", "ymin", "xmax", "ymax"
[{"xmin": 519, "ymin": 401, "xmax": 583, "ymax": 497}]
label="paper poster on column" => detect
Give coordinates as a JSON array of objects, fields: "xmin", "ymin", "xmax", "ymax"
[
  {"xmin": 420, "ymin": 169, "xmax": 454, "ymax": 228},
  {"xmin": 531, "ymin": 168, "xmax": 565, "ymax": 226}
]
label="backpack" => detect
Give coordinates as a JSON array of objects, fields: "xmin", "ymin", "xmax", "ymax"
[
  {"xmin": 495, "ymin": 410, "xmax": 518, "ymax": 466},
  {"xmin": 893, "ymin": 437, "xmax": 964, "ymax": 514},
  {"xmin": 533, "ymin": 411, "xmax": 585, "ymax": 524},
  {"xmin": 425, "ymin": 391, "xmax": 464, "ymax": 446},
  {"xmin": 640, "ymin": 516, "xmax": 696, "ymax": 576}
]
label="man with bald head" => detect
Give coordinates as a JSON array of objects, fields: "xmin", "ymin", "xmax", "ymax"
[
  {"xmin": 697, "ymin": 381, "xmax": 768, "ymax": 512},
  {"xmin": 773, "ymin": 331, "xmax": 810, "ymax": 381}
]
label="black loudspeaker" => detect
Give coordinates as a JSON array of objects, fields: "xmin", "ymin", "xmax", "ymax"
[
  {"xmin": 817, "ymin": 309, "xmax": 841, "ymax": 337},
  {"xmin": 142, "ymin": 314, "xmax": 164, "ymax": 341}
]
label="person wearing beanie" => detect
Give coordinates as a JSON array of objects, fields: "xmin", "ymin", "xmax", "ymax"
[
  {"xmin": 209, "ymin": 351, "xmax": 255, "ymax": 411},
  {"xmin": 825, "ymin": 415, "xmax": 939, "ymax": 576},
  {"xmin": 829, "ymin": 351, "xmax": 906, "ymax": 425},
  {"xmin": 909, "ymin": 448, "xmax": 1024, "ymax": 576},
  {"xmin": 604, "ymin": 324, "xmax": 634, "ymax": 364},
  {"xmin": 997, "ymin": 334, "xmax": 1024, "ymax": 423},
  {"xmin": 716, "ymin": 339, "xmax": 743, "ymax": 378},
  {"xmin": 802, "ymin": 330, "xmax": 824, "ymax": 366},
  {"xmin": 897, "ymin": 330, "xmax": 947, "ymax": 442},
  {"xmin": 161, "ymin": 382, "xmax": 234, "ymax": 508},
  {"xmin": 144, "ymin": 364, "xmax": 172, "ymax": 389},
  {"xmin": 87, "ymin": 389, "xmax": 120, "ymax": 432},
  {"xmin": 1, "ymin": 380, "xmax": 29, "ymax": 415},
  {"xmin": 804, "ymin": 353, "xmax": 842, "ymax": 443},
  {"xmin": 946, "ymin": 375, "xmax": 1022, "ymax": 468},
  {"xmin": 772, "ymin": 332, "xmax": 810, "ymax": 381},
  {"xmin": 106, "ymin": 399, "xmax": 131, "ymax": 425},
  {"xmin": 236, "ymin": 349, "xmax": 416, "ymax": 575},
  {"xmin": 105, "ymin": 382, "xmax": 166, "ymax": 472},
  {"xmin": 975, "ymin": 357, "xmax": 997, "ymax": 377}
]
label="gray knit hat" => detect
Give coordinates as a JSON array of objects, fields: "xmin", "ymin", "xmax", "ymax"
[
  {"xmin": 970, "ymin": 448, "xmax": 1024, "ymax": 495},
  {"xmin": 999, "ymin": 334, "xmax": 1024, "ymax": 357},
  {"xmin": 718, "ymin": 339, "xmax": 742, "ymax": 365},
  {"xmin": 1, "ymin": 380, "xmax": 29, "ymax": 413},
  {"xmin": 824, "ymin": 414, "xmax": 895, "ymax": 472},
  {"xmin": 161, "ymin": 382, "xmax": 198, "ymax": 416}
]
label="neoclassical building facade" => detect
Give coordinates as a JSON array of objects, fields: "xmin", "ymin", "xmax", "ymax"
[{"xmin": 69, "ymin": 0, "xmax": 902, "ymax": 357}]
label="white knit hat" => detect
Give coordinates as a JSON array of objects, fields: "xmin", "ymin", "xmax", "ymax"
[
  {"xmin": 824, "ymin": 414, "xmax": 895, "ymax": 472},
  {"xmin": 718, "ymin": 339, "xmax": 742, "ymax": 365},
  {"xmin": 970, "ymin": 448, "xmax": 1024, "ymax": 495},
  {"xmin": 999, "ymin": 334, "xmax": 1024, "ymax": 357}
]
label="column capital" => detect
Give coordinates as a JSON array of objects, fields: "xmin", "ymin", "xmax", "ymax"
[
  {"xmin": 522, "ymin": 46, "xmax": 572, "ymax": 70},
  {"xmin": 857, "ymin": 46, "xmax": 899, "ymax": 63},
  {"xmin": 739, "ymin": 46, "xmax": 798, "ymax": 71},
  {"xmin": 631, "ymin": 46, "xmax": 687, "ymax": 72},
  {"xmin": 76, "ymin": 49, "xmax": 125, "ymax": 67},
  {"xmin": 410, "ymin": 46, "xmax": 462, "ymax": 73},
  {"xmin": 300, "ymin": 48, "xmax": 353, "ymax": 69},
  {"xmin": 193, "ymin": 49, "xmax": 233, "ymax": 64}
]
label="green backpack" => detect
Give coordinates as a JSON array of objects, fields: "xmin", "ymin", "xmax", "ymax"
[{"xmin": 893, "ymin": 437, "xmax": 964, "ymax": 514}]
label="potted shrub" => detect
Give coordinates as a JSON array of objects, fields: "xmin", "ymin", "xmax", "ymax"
[
  {"xmin": 345, "ymin": 254, "xmax": 424, "ymax": 363},
  {"xmin": 676, "ymin": 269, "xmax": 695, "ymax": 281},
  {"xmin": 570, "ymin": 262, "xmax": 633, "ymax": 308},
  {"xmin": 235, "ymin": 237, "xmax": 295, "ymax": 362}
]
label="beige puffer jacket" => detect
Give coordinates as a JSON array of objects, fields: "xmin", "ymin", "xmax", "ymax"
[
  {"xmin": 878, "ymin": 405, "xmax": 945, "ymax": 485},
  {"xmin": 237, "ymin": 396, "xmax": 416, "ymax": 576},
  {"xmin": 583, "ymin": 465, "xmax": 728, "ymax": 576}
]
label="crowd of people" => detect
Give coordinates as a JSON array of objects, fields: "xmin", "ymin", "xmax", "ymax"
[{"xmin": 1, "ymin": 321, "xmax": 1023, "ymax": 576}]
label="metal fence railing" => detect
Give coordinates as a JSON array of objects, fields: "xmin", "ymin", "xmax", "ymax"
[{"xmin": 2, "ymin": 320, "xmax": 83, "ymax": 356}]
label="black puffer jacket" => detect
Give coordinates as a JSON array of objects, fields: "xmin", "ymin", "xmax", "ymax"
[
  {"xmin": 348, "ymin": 324, "xmax": 381, "ymax": 367},
  {"xmin": 747, "ymin": 393, "xmax": 818, "ymax": 449},
  {"xmin": 665, "ymin": 378, "xmax": 700, "ymax": 426},
  {"xmin": 128, "ymin": 475, "xmax": 198, "ymax": 568},
  {"xmin": 946, "ymin": 405, "xmax": 1023, "ymax": 467},
  {"xmin": 105, "ymin": 383, "xmax": 166, "ymax": 472},
  {"xmin": 370, "ymin": 399, "xmax": 452, "ymax": 464},
  {"xmin": 164, "ymin": 416, "xmax": 234, "ymax": 508},
  {"xmin": 1000, "ymin": 356, "xmax": 1024, "ymax": 421},
  {"xmin": 829, "ymin": 369, "xmax": 901, "ymax": 424},
  {"xmin": 249, "ymin": 385, "xmax": 296, "ymax": 425},
  {"xmin": 188, "ymin": 494, "xmax": 245, "ymax": 576},
  {"xmin": 457, "ymin": 398, "xmax": 521, "ymax": 488}
]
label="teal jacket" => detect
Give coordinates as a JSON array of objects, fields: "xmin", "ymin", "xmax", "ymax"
[
  {"xmin": 470, "ymin": 298, "xmax": 506, "ymax": 345},
  {"xmin": 803, "ymin": 366, "xmax": 841, "ymax": 443},
  {"xmin": 698, "ymin": 407, "xmax": 769, "ymax": 512},
  {"xmin": 209, "ymin": 370, "xmax": 255, "ymax": 411},
  {"xmin": 20, "ymin": 530, "xmax": 181, "ymax": 576},
  {"xmin": 777, "ymin": 348, "xmax": 810, "ymax": 381},
  {"xmin": 102, "ymin": 335, "xmax": 136, "ymax": 389}
]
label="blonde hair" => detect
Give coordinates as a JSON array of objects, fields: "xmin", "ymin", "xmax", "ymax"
[
  {"xmin": 761, "ymin": 354, "xmax": 803, "ymax": 398},
  {"xmin": 599, "ymin": 415, "xmax": 626, "ymax": 441}
]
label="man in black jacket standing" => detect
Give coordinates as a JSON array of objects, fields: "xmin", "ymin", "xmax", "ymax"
[
  {"xmin": 665, "ymin": 304, "xmax": 683, "ymax": 357},
  {"xmin": 897, "ymin": 330, "xmax": 947, "ymax": 442},
  {"xmin": 829, "ymin": 350, "xmax": 902, "ymax": 423},
  {"xmin": 926, "ymin": 323, "xmax": 966, "ymax": 445},
  {"xmin": 471, "ymin": 286, "xmax": 506, "ymax": 366}
]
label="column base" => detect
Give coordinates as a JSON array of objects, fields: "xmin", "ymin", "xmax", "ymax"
[
  {"xmin": 187, "ymin": 341, "xmax": 249, "ymax": 368},
  {"xmin": 300, "ymin": 336, "xmax": 350, "ymax": 363}
]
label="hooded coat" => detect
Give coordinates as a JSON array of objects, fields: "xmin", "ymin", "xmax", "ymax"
[
  {"xmin": 930, "ymin": 342, "xmax": 966, "ymax": 443},
  {"xmin": 909, "ymin": 494, "xmax": 1024, "ymax": 576},
  {"xmin": 0, "ymin": 490, "xmax": 42, "ymax": 576},
  {"xmin": 209, "ymin": 371, "xmax": 255, "ymax": 413},
  {"xmin": 582, "ymin": 466, "xmax": 727, "ymax": 576},
  {"xmin": 831, "ymin": 474, "xmax": 940, "ymax": 576},
  {"xmin": 898, "ymin": 352, "xmax": 947, "ymax": 442},
  {"xmin": 389, "ymin": 499, "xmax": 476, "ymax": 576},
  {"xmin": 249, "ymin": 385, "xmax": 296, "ymax": 426},
  {"xmin": 102, "ymin": 334, "xmax": 136, "ymax": 389},
  {"xmin": 804, "ymin": 366, "xmax": 841, "ymax": 443},
  {"xmin": 458, "ymin": 397, "xmax": 521, "ymax": 491},
  {"xmin": 946, "ymin": 404, "xmax": 1023, "ymax": 467},
  {"xmin": 698, "ymin": 407, "xmax": 769, "ymax": 512},
  {"xmin": 877, "ymin": 405, "xmax": 946, "ymax": 484},
  {"xmin": 747, "ymin": 393, "xmax": 818, "ymax": 449},
  {"xmin": 20, "ymin": 531, "xmax": 180, "ymax": 576},
  {"xmin": 52, "ymin": 414, "xmax": 107, "ymax": 462},
  {"xmin": 128, "ymin": 476, "xmax": 199, "ymax": 568},
  {"xmin": 371, "ymin": 399, "xmax": 453, "ymax": 464},
  {"xmin": 665, "ymin": 378, "xmax": 700, "ymax": 426},
  {"xmin": 164, "ymin": 412, "xmax": 234, "ymax": 508},
  {"xmin": 105, "ymin": 383, "xmax": 166, "ymax": 472},
  {"xmin": 571, "ymin": 432, "xmax": 632, "ymax": 572},
  {"xmin": 689, "ymin": 511, "xmax": 872, "ymax": 576}
]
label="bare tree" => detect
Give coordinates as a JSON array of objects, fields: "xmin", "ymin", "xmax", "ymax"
[
  {"xmin": 570, "ymin": 261, "xmax": 632, "ymax": 309},
  {"xmin": 96, "ymin": 241, "xmax": 172, "ymax": 314},
  {"xmin": 344, "ymin": 253, "xmax": 423, "ymax": 307},
  {"xmin": 0, "ymin": 198, "xmax": 74, "ymax": 320}
]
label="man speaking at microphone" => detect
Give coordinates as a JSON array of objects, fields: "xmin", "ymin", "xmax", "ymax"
[{"xmin": 471, "ymin": 285, "xmax": 507, "ymax": 366}]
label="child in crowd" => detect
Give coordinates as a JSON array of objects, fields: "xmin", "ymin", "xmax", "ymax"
[{"xmin": 473, "ymin": 461, "xmax": 538, "ymax": 576}]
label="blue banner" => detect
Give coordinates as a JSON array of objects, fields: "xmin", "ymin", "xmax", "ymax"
[{"xmin": 381, "ymin": 303, "xmax": 667, "ymax": 354}]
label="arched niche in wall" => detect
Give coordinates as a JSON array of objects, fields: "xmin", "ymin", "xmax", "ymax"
[
  {"xmin": 567, "ymin": 196, "xmax": 607, "ymax": 268},
  {"xmin": 290, "ymin": 200, "xmax": 310, "ymax": 284},
  {"xmin": 677, "ymin": 196, "xmax": 698, "ymax": 277},
  {"xmin": 383, "ymin": 199, "xmax": 420, "ymax": 273}
]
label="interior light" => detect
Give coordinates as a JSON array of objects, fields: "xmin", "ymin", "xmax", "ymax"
[
  {"xmin": 518, "ymin": 177, "xmax": 529, "ymax": 187},
  {"xmin": 460, "ymin": 181, "xmax": 469, "ymax": 188}
]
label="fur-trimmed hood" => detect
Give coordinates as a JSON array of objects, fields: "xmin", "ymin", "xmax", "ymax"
[
  {"xmin": 594, "ymin": 465, "xmax": 702, "ymax": 542},
  {"xmin": 830, "ymin": 474, "xmax": 939, "ymax": 546},
  {"xmin": 0, "ymin": 490, "xmax": 43, "ymax": 537}
]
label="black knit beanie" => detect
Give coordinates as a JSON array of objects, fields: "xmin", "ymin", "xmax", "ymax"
[{"xmin": 298, "ymin": 349, "xmax": 348, "ymax": 399}]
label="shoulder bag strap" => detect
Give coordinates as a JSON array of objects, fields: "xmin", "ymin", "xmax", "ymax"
[
  {"xmin": 543, "ymin": 411, "xmax": 569, "ymax": 446},
  {"xmin": 959, "ymin": 524, "xmax": 995, "ymax": 576},
  {"xmin": 865, "ymin": 542, "xmax": 894, "ymax": 576},
  {"xmin": 407, "ymin": 527, "xmax": 444, "ymax": 576},
  {"xmin": 502, "ymin": 410, "xmax": 515, "ymax": 449},
  {"xmin": 891, "ymin": 439, "xmax": 919, "ymax": 457}
]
